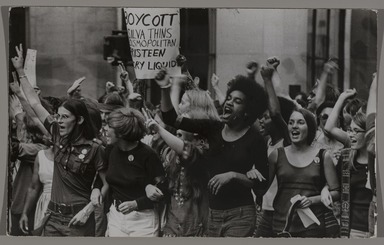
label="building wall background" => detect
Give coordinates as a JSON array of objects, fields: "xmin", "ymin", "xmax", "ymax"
[
  {"xmin": 215, "ymin": 9, "xmax": 308, "ymax": 97},
  {"xmin": 28, "ymin": 7, "xmax": 118, "ymax": 99},
  {"xmin": 25, "ymin": 7, "xmax": 376, "ymax": 102},
  {"xmin": 349, "ymin": 9, "xmax": 377, "ymax": 99}
]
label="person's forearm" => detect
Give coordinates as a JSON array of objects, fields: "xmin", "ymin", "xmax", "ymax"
[
  {"xmin": 212, "ymin": 86, "xmax": 225, "ymax": 105},
  {"xmin": 323, "ymin": 95, "xmax": 350, "ymax": 145},
  {"xmin": 330, "ymin": 190, "xmax": 340, "ymax": 202},
  {"xmin": 15, "ymin": 113, "xmax": 28, "ymax": 143},
  {"xmin": 158, "ymin": 126, "xmax": 184, "ymax": 155},
  {"xmin": 125, "ymin": 79, "xmax": 134, "ymax": 95},
  {"xmin": 100, "ymin": 184, "xmax": 109, "ymax": 202},
  {"xmin": 271, "ymin": 70, "xmax": 289, "ymax": 99},
  {"xmin": 170, "ymin": 84, "xmax": 182, "ymax": 115},
  {"xmin": 230, "ymin": 171, "xmax": 254, "ymax": 188},
  {"xmin": 83, "ymin": 202, "xmax": 95, "ymax": 216},
  {"xmin": 22, "ymin": 186, "xmax": 41, "ymax": 216},
  {"xmin": 97, "ymin": 171, "xmax": 109, "ymax": 201},
  {"xmin": 16, "ymin": 69, "xmax": 41, "ymax": 106},
  {"xmin": 16, "ymin": 93, "xmax": 50, "ymax": 137},
  {"xmin": 263, "ymin": 76, "xmax": 281, "ymax": 116},
  {"xmin": 367, "ymin": 75, "xmax": 377, "ymax": 115},
  {"xmin": 16, "ymin": 69, "xmax": 50, "ymax": 123},
  {"xmin": 324, "ymin": 95, "xmax": 345, "ymax": 133},
  {"xmin": 160, "ymin": 88, "xmax": 173, "ymax": 112},
  {"xmin": 308, "ymin": 195, "xmax": 322, "ymax": 205},
  {"xmin": 314, "ymin": 71, "xmax": 329, "ymax": 106}
]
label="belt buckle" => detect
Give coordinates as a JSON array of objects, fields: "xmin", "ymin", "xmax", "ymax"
[{"xmin": 57, "ymin": 203, "xmax": 67, "ymax": 214}]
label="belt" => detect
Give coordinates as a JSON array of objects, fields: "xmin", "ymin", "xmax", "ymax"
[{"xmin": 48, "ymin": 201, "xmax": 86, "ymax": 215}]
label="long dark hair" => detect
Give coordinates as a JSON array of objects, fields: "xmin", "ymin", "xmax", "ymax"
[{"xmin": 60, "ymin": 99, "xmax": 96, "ymax": 142}]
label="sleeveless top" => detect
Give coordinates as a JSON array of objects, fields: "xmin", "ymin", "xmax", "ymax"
[
  {"xmin": 273, "ymin": 148, "xmax": 326, "ymax": 233},
  {"xmin": 38, "ymin": 150, "xmax": 54, "ymax": 193},
  {"xmin": 34, "ymin": 150, "xmax": 54, "ymax": 229}
]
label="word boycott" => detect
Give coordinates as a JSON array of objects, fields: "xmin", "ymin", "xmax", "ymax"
[{"xmin": 125, "ymin": 12, "xmax": 178, "ymax": 27}]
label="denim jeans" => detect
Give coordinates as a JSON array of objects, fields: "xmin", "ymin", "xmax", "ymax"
[
  {"xmin": 207, "ymin": 205, "xmax": 255, "ymax": 237},
  {"xmin": 255, "ymin": 210, "xmax": 274, "ymax": 237},
  {"xmin": 43, "ymin": 211, "xmax": 95, "ymax": 237},
  {"xmin": 94, "ymin": 204, "xmax": 107, "ymax": 237}
]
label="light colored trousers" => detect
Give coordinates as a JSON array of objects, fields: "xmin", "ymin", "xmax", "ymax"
[{"xmin": 106, "ymin": 204, "xmax": 159, "ymax": 237}]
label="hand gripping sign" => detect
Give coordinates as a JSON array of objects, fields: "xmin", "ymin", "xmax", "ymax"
[{"xmin": 124, "ymin": 8, "xmax": 182, "ymax": 79}]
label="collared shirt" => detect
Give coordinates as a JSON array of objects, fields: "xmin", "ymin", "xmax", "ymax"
[{"xmin": 44, "ymin": 114, "xmax": 106, "ymax": 205}]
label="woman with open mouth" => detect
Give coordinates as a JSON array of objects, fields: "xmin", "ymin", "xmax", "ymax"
[
  {"xmin": 268, "ymin": 108, "xmax": 340, "ymax": 238},
  {"xmin": 323, "ymin": 84, "xmax": 374, "ymax": 238},
  {"xmin": 11, "ymin": 44, "xmax": 109, "ymax": 236},
  {"xmin": 158, "ymin": 74, "xmax": 269, "ymax": 237}
]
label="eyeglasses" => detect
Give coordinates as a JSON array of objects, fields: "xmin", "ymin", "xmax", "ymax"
[{"xmin": 346, "ymin": 128, "xmax": 366, "ymax": 135}]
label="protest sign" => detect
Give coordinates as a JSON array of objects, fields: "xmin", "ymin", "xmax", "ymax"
[
  {"xmin": 123, "ymin": 8, "xmax": 181, "ymax": 79},
  {"xmin": 24, "ymin": 49, "xmax": 37, "ymax": 87}
]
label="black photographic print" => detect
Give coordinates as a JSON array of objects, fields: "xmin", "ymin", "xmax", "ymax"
[{"xmin": 2, "ymin": 1, "xmax": 380, "ymax": 241}]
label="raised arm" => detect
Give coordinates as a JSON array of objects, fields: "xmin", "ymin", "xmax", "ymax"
[
  {"xmin": 11, "ymin": 44, "xmax": 50, "ymax": 123},
  {"xmin": 118, "ymin": 64, "xmax": 134, "ymax": 105},
  {"xmin": 67, "ymin": 77, "xmax": 85, "ymax": 99},
  {"xmin": 367, "ymin": 72, "xmax": 377, "ymax": 116},
  {"xmin": 262, "ymin": 58, "xmax": 291, "ymax": 144},
  {"xmin": 211, "ymin": 73, "xmax": 225, "ymax": 105},
  {"xmin": 170, "ymin": 75, "xmax": 187, "ymax": 115},
  {"xmin": 10, "ymin": 82, "xmax": 50, "ymax": 138},
  {"xmin": 323, "ymin": 89, "xmax": 356, "ymax": 146},
  {"xmin": 246, "ymin": 61, "xmax": 259, "ymax": 81},
  {"xmin": 314, "ymin": 60, "xmax": 338, "ymax": 108},
  {"xmin": 144, "ymin": 109, "xmax": 184, "ymax": 155},
  {"xmin": 154, "ymin": 69, "xmax": 173, "ymax": 112},
  {"xmin": 261, "ymin": 64, "xmax": 281, "ymax": 116},
  {"xmin": 9, "ymin": 94, "xmax": 28, "ymax": 142}
]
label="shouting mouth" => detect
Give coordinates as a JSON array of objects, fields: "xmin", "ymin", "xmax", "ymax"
[
  {"xmin": 291, "ymin": 130, "xmax": 300, "ymax": 139},
  {"xmin": 221, "ymin": 106, "xmax": 233, "ymax": 120}
]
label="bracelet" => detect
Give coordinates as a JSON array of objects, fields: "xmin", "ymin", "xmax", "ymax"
[{"xmin": 19, "ymin": 75, "xmax": 27, "ymax": 79}]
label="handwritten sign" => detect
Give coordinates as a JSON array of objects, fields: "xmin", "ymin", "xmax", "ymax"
[
  {"xmin": 24, "ymin": 49, "xmax": 37, "ymax": 87},
  {"xmin": 124, "ymin": 8, "xmax": 181, "ymax": 79}
]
